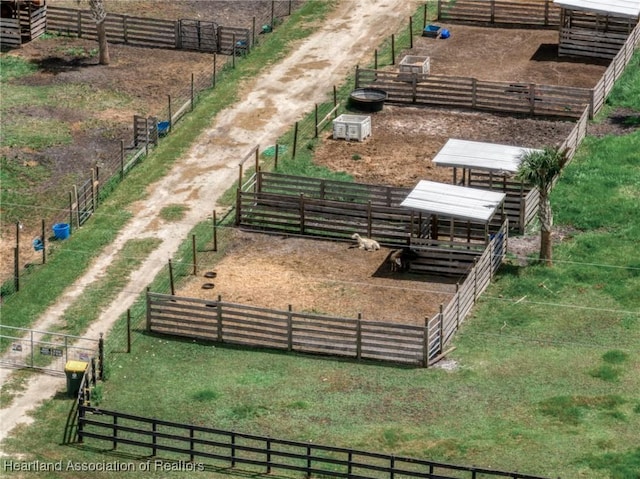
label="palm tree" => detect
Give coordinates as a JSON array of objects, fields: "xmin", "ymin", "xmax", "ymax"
[{"xmin": 517, "ymin": 147, "xmax": 567, "ymax": 266}]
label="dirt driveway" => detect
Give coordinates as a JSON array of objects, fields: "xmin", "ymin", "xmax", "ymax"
[{"xmin": 0, "ymin": 0, "xmax": 427, "ymax": 447}]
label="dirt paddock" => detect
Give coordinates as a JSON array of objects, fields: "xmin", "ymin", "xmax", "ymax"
[
  {"xmin": 312, "ymin": 104, "xmax": 577, "ymax": 187},
  {"xmin": 177, "ymin": 230, "xmax": 459, "ymax": 326}
]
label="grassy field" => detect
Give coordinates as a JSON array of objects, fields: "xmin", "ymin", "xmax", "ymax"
[{"xmin": 1, "ymin": 6, "xmax": 639, "ymax": 479}]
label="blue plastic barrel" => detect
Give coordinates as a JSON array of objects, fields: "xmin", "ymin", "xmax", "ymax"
[
  {"xmin": 157, "ymin": 121, "xmax": 170, "ymax": 137},
  {"xmin": 53, "ymin": 223, "xmax": 70, "ymax": 240},
  {"xmin": 33, "ymin": 237, "xmax": 44, "ymax": 251}
]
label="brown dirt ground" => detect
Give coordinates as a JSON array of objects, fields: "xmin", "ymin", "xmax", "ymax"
[
  {"xmin": 177, "ymin": 229, "xmax": 458, "ymax": 326},
  {"xmin": 0, "ymin": 2, "xmax": 626, "ymax": 300}
]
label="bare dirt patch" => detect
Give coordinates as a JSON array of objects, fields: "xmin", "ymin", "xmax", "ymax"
[
  {"xmin": 177, "ymin": 230, "xmax": 457, "ymax": 325},
  {"xmin": 403, "ymin": 23, "xmax": 609, "ymax": 87},
  {"xmin": 312, "ymin": 104, "xmax": 577, "ymax": 187}
]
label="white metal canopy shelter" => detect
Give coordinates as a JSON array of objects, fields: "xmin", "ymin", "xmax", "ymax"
[
  {"xmin": 432, "ymin": 139, "xmax": 541, "ymax": 175},
  {"xmin": 553, "ymin": 0, "xmax": 640, "ymax": 19},
  {"xmin": 401, "ymin": 180, "xmax": 506, "ymax": 224}
]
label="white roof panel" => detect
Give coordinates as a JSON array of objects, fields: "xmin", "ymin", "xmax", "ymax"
[
  {"xmin": 553, "ymin": 0, "xmax": 640, "ymax": 18},
  {"xmin": 432, "ymin": 139, "xmax": 542, "ymax": 174},
  {"xmin": 401, "ymin": 180, "xmax": 506, "ymax": 223}
]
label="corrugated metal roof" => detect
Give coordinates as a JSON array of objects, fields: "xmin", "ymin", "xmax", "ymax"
[
  {"xmin": 401, "ymin": 180, "xmax": 506, "ymax": 223},
  {"xmin": 432, "ymin": 139, "xmax": 541, "ymax": 174},
  {"xmin": 553, "ymin": 0, "xmax": 640, "ymax": 18}
]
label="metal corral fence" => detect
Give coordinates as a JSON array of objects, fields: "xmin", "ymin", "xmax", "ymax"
[
  {"xmin": 437, "ymin": 0, "xmax": 561, "ymax": 27},
  {"xmin": 76, "ymin": 404, "xmax": 551, "ymax": 479},
  {"xmin": 0, "ymin": 325, "xmax": 103, "ymax": 376}
]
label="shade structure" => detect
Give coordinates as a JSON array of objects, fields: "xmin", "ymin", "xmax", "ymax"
[
  {"xmin": 432, "ymin": 139, "xmax": 542, "ymax": 175},
  {"xmin": 401, "ymin": 180, "xmax": 506, "ymax": 224},
  {"xmin": 553, "ymin": 0, "xmax": 640, "ymax": 18}
]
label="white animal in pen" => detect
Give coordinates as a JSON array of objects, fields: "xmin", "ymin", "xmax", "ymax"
[{"xmin": 351, "ymin": 233, "xmax": 380, "ymax": 251}]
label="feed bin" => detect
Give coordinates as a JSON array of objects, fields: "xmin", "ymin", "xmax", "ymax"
[
  {"xmin": 53, "ymin": 223, "xmax": 70, "ymax": 240},
  {"xmin": 423, "ymin": 24, "xmax": 441, "ymax": 38},
  {"xmin": 399, "ymin": 55, "xmax": 430, "ymax": 75},
  {"xmin": 333, "ymin": 114, "xmax": 371, "ymax": 142}
]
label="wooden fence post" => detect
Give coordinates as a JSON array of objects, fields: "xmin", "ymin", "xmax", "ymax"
[
  {"xmin": 146, "ymin": 287, "xmax": 151, "ymax": 332},
  {"xmin": 423, "ymin": 3, "xmax": 428, "ymax": 28},
  {"xmin": 252, "ymin": 16, "xmax": 256, "ymax": 46},
  {"xmin": 437, "ymin": 0, "xmax": 442, "ymax": 20},
  {"xmin": 374, "ymin": 49, "xmax": 378, "ymax": 69},
  {"xmin": 299, "ymin": 193, "xmax": 305, "ymax": 234},
  {"xmin": 169, "ymin": 259, "xmax": 175, "ymax": 296},
  {"xmin": 217, "ymin": 295, "xmax": 223, "ymax": 341},
  {"xmin": 490, "ymin": 0, "xmax": 495, "ymax": 24},
  {"xmin": 292, "ymin": 121, "xmax": 299, "ymax": 159},
  {"xmin": 192, "ymin": 234, "xmax": 197, "ymax": 275},
  {"xmin": 438, "ymin": 304, "xmax": 444, "ymax": 353},
  {"xmin": 270, "ymin": 0, "xmax": 275, "ymax": 29},
  {"xmin": 213, "ymin": 210, "xmax": 218, "ymax": 252},
  {"xmin": 367, "ymin": 201, "xmax": 373, "ymax": 238},
  {"xmin": 314, "ymin": 104, "xmax": 319, "ymax": 138},
  {"xmin": 13, "ymin": 247, "xmax": 19, "ymax": 293},
  {"xmin": 69, "ymin": 191, "xmax": 73, "ymax": 233},
  {"xmin": 120, "ymin": 139, "xmax": 125, "ymax": 180},
  {"xmin": 167, "ymin": 95, "xmax": 172, "ymax": 132},
  {"xmin": 456, "ymin": 283, "xmax": 460, "ymax": 330},
  {"xmin": 126, "ymin": 309, "xmax": 131, "ymax": 353},
  {"xmin": 529, "ymin": 83, "xmax": 536, "ymax": 115},
  {"xmin": 423, "ymin": 318, "xmax": 429, "ymax": 368},
  {"xmin": 113, "ymin": 415, "xmax": 118, "ymax": 450},
  {"xmin": 333, "ymin": 85, "xmax": 337, "ymax": 109},
  {"xmin": 238, "ymin": 163, "xmax": 244, "ymax": 190},
  {"xmin": 235, "ymin": 189, "xmax": 241, "ymax": 226},
  {"xmin": 471, "ymin": 78, "xmax": 477, "ymax": 109},
  {"xmin": 473, "ymin": 257, "xmax": 478, "ymax": 302},
  {"xmin": 41, "ymin": 219, "xmax": 46, "ymax": 264},
  {"xmin": 391, "ymin": 34, "xmax": 395, "ymax": 64},
  {"xmin": 287, "ymin": 305, "xmax": 293, "ymax": 351},
  {"xmin": 409, "ymin": 16, "xmax": 413, "ymax": 48},
  {"xmin": 191, "ymin": 73, "xmax": 195, "ymax": 111},
  {"xmin": 356, "ymin": 313, "xmax": 362, "ymax": 360},
  {"xmin": 274, "ymin": 142, "xmax": 279, "ymax": 169}
]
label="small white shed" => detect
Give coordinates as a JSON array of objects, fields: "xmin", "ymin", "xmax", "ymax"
[{"xmin": 553, "ymin": 0, "xmax": 640, "ymax": 59}]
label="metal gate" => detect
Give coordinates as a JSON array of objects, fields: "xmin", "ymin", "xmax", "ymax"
[
  {"xmin": 178, "ymin": 19, "xmax": 217, "ymax": 52},
  {"xmin": 0, "ymin": 325, "xmax": 102, "ymax": 375},
  {"xmin": 76, "ymin": 177, "xmax": 94, "ymax": 226}
]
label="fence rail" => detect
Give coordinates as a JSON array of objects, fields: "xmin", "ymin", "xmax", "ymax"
[
  {"xmin": 78, "ymin": 405, "xmax": 550, "ymax": 479},
  {"xmin": 437, "ymin": 0, "xmax": 560, "ymax": 27},
  {"xmin": 355, "ymin": 70, "xmax": 591, "ymax": 119},
  {"xmin": 147, "ymin": 293, "xmax": 428, "ymax": 366}
]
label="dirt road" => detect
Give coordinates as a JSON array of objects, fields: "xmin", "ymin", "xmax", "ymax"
[{"xmin": 0, "ymin": 0, "xmax": 422, "ymax": 450}]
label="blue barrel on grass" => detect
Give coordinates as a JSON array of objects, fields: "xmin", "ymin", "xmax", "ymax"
[{"xmin": 53, "ymin": 223, "xmax": 70, "ymax": 240}]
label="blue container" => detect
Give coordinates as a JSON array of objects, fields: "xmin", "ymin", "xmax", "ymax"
[
  {"xmin": 423, "ymin": 24, "xmax": 441, "ymax": 38},
  {"xmin": 157, "ymin": 121, "xmax": 170, "ymax": 137},
  {"xmin": 53, "ymin": 223, "xmax": 70, "ymax": 240},
  {"xmin": 33, "ymin": 238, "xmax": 44, "ymax": 251}
]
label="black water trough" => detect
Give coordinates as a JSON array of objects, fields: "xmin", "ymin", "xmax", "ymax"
[{"xmin": 349, "ymin": 88, "xmax": 388, "ymax": 112}]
